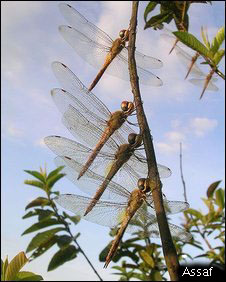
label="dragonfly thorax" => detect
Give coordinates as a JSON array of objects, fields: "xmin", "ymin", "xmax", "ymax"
[{"xmin": 107, "ymin": 110, "xmax": 127, "ymax": 130}]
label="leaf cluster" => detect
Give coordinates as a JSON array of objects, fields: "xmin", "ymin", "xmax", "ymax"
[
  {"xmin": 22, "ymin": 167, "xmax": 81, "ymax": 271},
  {"xmin": 1, "ymin": 252, "xmax": 43, "ymax": 281}
]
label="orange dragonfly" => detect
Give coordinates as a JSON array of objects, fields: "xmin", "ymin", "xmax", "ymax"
[
  {"xmin": 54, "ymin": 158, "xmax": 192, "ymax": 268},
  {"xmin": 58, "ymin": 3, "xmax": 163, "ymax": 91},
  {"xmin": 45, "ymin": 133, "xmax": 171, "ymax": 215},
  {"xmin": 51, "ymin": 62, "xmax": 139, "ymax": 176}
]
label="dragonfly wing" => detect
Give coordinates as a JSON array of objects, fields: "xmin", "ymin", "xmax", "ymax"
[
  {"xmin": 59, "ymin": 3, "xmax": 113, "ymax": 46},
  {"xmin": 62, "ymin": 104, "xmax": 119, "ymax": 154},
  {"xmin": 51, "ymin": 88, "xmax": 107, "ymax": 129},
  {"xmin": 121, "ymin": 48, "xmax": 163, "ymax": 69},
  {"xmin": 189, "ymin": 78, "xmax": 219, "ymax": 91},
  {"xmin": 51, "ymin": 62, "xmax": 111, "ymax": 120},
  {"xmin": 127, "ymin": 209, "xmax": 192, "ymax": 241},
  {"xmin": 59, "ymin": 25, "xmax": 110, "ymax": 70},
  {"xmin": 55, "ymin": 156, "xmax": 131, "ymax": 202},
  {"xmin": 128, "ymin": 155, "xmax": 172, "ymax": 178},
  {"xmin": 55, "ymin": 194, "xmax": 128, "ymax": 228},
  {"xmin": 44, "ymin": 136, "xmax": 114, "ymax": 176},
  {"xmin": 105, "ymin": 53, "xmax": 163, "ymax": 86}
]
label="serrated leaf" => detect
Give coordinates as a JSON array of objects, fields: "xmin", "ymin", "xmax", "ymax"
[
  {"xmin": 5, "ymin": 252, "xmax": 28, "ymax": 281},
  {"xmin": 144, "ymin": 11, "xmax": 173, "ymax": 30},
  {"xmin": 139, "ymin": 250, "xmax": 155, "ymax": 267},
  {"xmin": 215, "ymin": 189, "xmax": 225, "ymax": 209},
  {"xmin": 47, "ymin": 166, "xmax": 65, "ymax": 181},
  {"xmin": 26, "ymin": 228, "xmax": 64, "ymax": 253},
  {"xmin": 213, "ymin": 49, "xmax": 225, "ymax": 65},
  {"xmin": 22, "ymin": 219, "xmax": 61, "ymax": 235},
  {"xmin": 173, "ymin": 31, "xmax": 210, "ymax": 58},
  {"xmin": 24, "ymin": 170, "xmax": 45, "ymax": 182},
  {"xmin": 212, "ymin": 26, "xmax": 225, "ymax": 53},
  {"xmin": 15, "ymin": 271, "xmax": 43, "ymax": 281},
  {"xmin": 30, "ymin": 236, "xmax": 58, "ymax": 259},
  {"xmin": 207, "ymin": 180, "xmax": 222, "ymax": 198},
  {"xmin": 25, "ymin": 197, "xmax": 50, "ymax": 210},
  {"xmin": 46, "ymin": 174, "xmax": 65, "ymax": 191},
  {"xmin": 48, "ymin": 245, "xmax": 78, "ymax": 271},
  {"xmin": 144, "ymin": 2, "xmax": 158, "ymax": 22},
  {"xmin": 24, "ymin": 180, "xmax": 45, "ymax": 191}
]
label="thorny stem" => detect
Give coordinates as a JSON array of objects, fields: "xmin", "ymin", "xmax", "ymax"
[
  {"xmin": 128, "ymin": 2, "xmax": 179, "ymax": 280},
  {"xmin": 179, "ymin": 143, "xmax": 213, "ymax": 251},
  {"xmin": 47, "ymin": 192, "xmax": 103, "ymax": 281}
]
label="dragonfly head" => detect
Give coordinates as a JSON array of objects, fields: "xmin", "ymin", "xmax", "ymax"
[
  {"xmin": 121, "ymin": 101, "xmax": 134, "ymax": 114},
  {"xmin": 119, "ymin": 29, "xmax": 129, "ymax": 41},
  {"xmin": 137, "ymin": 178, "xmax": 151, "ymax": 194},
  {"xmin": 128, "ymin": 133, "xmax": 143, "ymax": 148}
]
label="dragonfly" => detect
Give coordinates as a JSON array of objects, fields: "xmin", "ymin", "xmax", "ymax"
[
  {"xmin": 51, "ymin": 61, "xmax": 140, "ymax": 175},
  {"xmin": 58, "ymin": 3, "xmax": 163, "ymax": 91},
  {"xmin": 160, "ymin": 29, "xmax": 218, "ymax": 98},
  {"xmin": 45, "ymin": 132, "xmax": 171, "ymax": 215},
  {"xmin": 54, "ymin": 158, "xmax": 192, "ymax": 268}
]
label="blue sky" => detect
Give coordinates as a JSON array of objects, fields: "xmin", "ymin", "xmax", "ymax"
[{"xmin": 2, "ymin": 1, "xmax": 225, "ymax": 281}]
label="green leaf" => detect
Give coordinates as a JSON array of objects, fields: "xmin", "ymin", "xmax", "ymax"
[
  {"xmin": 2, "ymin": 256, "xmax": 9, "ymax": 281},
  {"xmin": 56, "ymin": 235, "xmax": 72, "ymax": 248},
  {"xmin": 24, "ymin": 180, "xmax": 46, "ymax": 191},
  {"xmin": 46, "ymin": 173, "xmax": 65, "ymax": 191},
  {"xmin": 173, "ymin": 31, "xmax": 210, "ymax": 58},
  {"xmin": 211, "ymin": 26, "xmax": 225, "ymax": 53},
  {"xmin": 201, "ymin": 26, "xmax": 210, "ymax": 49},
  {"xmin": 24, "ymin": 170, "xmax": 45, "ymax": 183},
  {"xmin": 185, "ymin": 209, "xmax": 203, "ymax": 219},
  {"xmin": 144, "ymin": 11, "xmax": 173, "ymax": 30},
  {"xmin": 151, "ymin": 270, "xmax": 163, "ymax": 281},
  {"xmin": 207, "ymin": 180, "xmax": 222, "ymax": 198},
  {"xmin": 48, "ymin": 245, "xmax": 78, "ymax": 271},
  {"xmin": 63, "ymin": 212, "xmax": 81, "ymax": 224},
  {"xmin": 22, "ymin": 219, "xmax": 62, "ymax": 235},
  {"xmin": 139, "ymin": 250, "xmax": 155, "ymax": 267},
  {"xmin": 25, "ymin": 197, "xmax": 51, "ymax": 210},
  {"xmin": 144, "ymin": 2, "xmax": 158, "ymax": 22},
  {"xmin": 15, "ymin": 271, "xmax": 43, "ymax": 281},
  {"xmin": 213, "ymin": 49, "xmax": 225, "ymax": 65},
  {"xmin": 30, "ymin": 236, "xmax": 58, "ymax": 260},
  {"xmin": 5, "ymin": 252, "xmax": 28, "ymax": 281},
  {"xmin": 215, "ymin": 189, "xmax": 225, "ymax": 210},
  {"xmin": 47, "ymin": 166, "xmax": 65, "ymax": 181},
  {"xmin": 99, "ymin": 244, "xmax": 111, "ymax": 262},
  {"xmin": 26, "ymin": 228, "xmax": 65, "ymax": 253}
]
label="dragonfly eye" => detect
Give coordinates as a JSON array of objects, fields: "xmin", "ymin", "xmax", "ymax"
[
  {"xmin": 121, "ymin": 101, "xmax": 134, "ymax": 112},
  {"xmin": 119, "ymin": 29, "xmax": 126, "ymax": 38},
  {"xmin": 128, "ymin": 133, "xmax": 137, "ymax": 144},
  {"xmin": 138, "ymin": 178, "xmax": 151, "ymax": 193}
]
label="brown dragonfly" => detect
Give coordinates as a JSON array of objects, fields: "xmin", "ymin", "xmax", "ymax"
[
  {"xmin": 161, "ymin": 29, "xmax": 218, "ymax": 98},
  {"xmin": 54, "ymin": 158, "xmax": 192, "ymax": 268},
  {"xmin": 51, "ymin": 61, "xmax": 140, "ymax": 176},
  {"xmin": 45, "ymin": 133, "xmax": 171, "ymax": 215},
  {"xmin": 58, "ymin": 3, "xmax": 163, "ymax": 91}
]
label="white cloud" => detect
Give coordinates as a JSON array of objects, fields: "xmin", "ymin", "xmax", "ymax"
[
  {"xmin": 165, "ymin": 131, "xmax": 185, "ymax": 142},
  {"xmin": 189, "ymin": 117, "xmax": 218, "ymax": 137},
  {"xmin": 2, "ymin": 121, "xmax": 24, "ymax": 140}
]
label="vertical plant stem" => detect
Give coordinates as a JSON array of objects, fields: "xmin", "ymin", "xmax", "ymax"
[{"xmin": 127, "ymin": 1, "xmax": 179, "ymax": 280}]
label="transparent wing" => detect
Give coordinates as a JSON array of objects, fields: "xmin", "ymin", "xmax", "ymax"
[
  {"xmin": 59, "ymin": 3, "xmax": 113, "ymax": 46},
  {"xmin": 55, "ymin": 156, "xmax": 132, "ymax": 202},
  {"xmin": 121, "ymin": 48, "xmax": 163, "ymax": 69},
  {"xmin": 44, "ymin": 136, "xmax": 114, "ymax": 177},
  {"xmin": 51, "ymin": 61, "xmax": 111, "ymax": 120},
  {"xmin": 62, "ymin": 104, "xmax": 124, "ymax": 153},
  {"xmin": 51, "ymin": 62, "xmax": 135, "ymax": 142},
  {"xmin": 59, "ymin": 26, "xmax": 163, "ymax": 87},
  {"xmin": 188, "ymin": 78, "xmax": 219, "ymax": 91},
  {"xmin": 128, "ymin": 154, "xmax": 172, "ymax": 178},
  {"xmin": 55, "ymin": 194, "xmax": 128, "ymax": 228},
  {"xmin": 127, "ymin": 208, "xmax": 192, "ymax": 241}
]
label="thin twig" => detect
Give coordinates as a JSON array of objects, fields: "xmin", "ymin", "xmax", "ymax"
[
  {"xmin": 128, "ymin": 2, "xmax": 179, "ymax": 280},
  {"xmin": 179, "ymin": 142, "xmax": 213, "ymax": 251}
]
